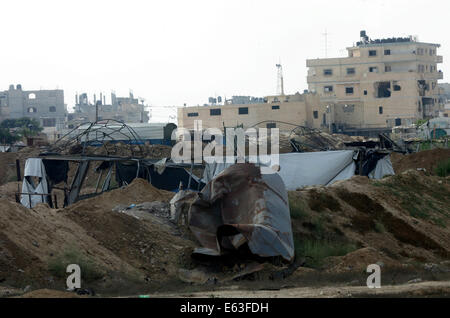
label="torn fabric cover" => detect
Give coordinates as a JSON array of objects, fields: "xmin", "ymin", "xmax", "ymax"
[
  {"xmin": 20, "ymin": 158, "xmax": 49, "ymax": 208},
  {"xmin": 189, "ymin": 163, "xmax": 294, "ymax": 262}
]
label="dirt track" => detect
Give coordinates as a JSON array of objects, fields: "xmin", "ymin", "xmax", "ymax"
[{"xmin": 146, "ymin": 280, "xmax": 450, "ymax": 298}]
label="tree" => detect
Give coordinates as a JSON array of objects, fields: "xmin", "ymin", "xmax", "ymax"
[
  {"xmin": 0, "ymin": 127, "xmax": 20, "ymax": 144},
  {"xmin": 0, "ymin": 118, "xmax": 43, "ymax": 137}
]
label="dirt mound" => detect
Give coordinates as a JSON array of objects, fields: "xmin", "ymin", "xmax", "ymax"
[
  {"xmin": 0, "ymin": 179, "xmax": 192, "ymax": 294},
  {"xmin": 391, "ymin": 148, "xmax": 450, "ymax": 174},
  {"xmin": 67, "ymin": 178, "xmax": 174, "ymax": 212},
  {"xmin": 0, "ymin": 181, "xmax": 21, "ymax": 201},
  {"xmin": 289, "ymin": 171, "xmax": 450, "ymax": 272}
]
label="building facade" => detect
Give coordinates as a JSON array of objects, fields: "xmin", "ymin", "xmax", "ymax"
[
  {"xmin": 306, "ymin": 31, "xmax": 443, "ymax": 134},
  {"xmin": 178, "ymin": 92, "xmax": 323, "ymax": 132},
  {"xmin": 0, "ymin": 84, "xmax": 66, "ymax": 137},
  {"xmin": 68, "ymin": 91, "xmax": 149, "ymax": 128}
]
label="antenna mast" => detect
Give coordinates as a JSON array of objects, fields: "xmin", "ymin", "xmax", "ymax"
[{"xmin": 276, "ymin": 63, "xmax": 284, "ymax": 96}]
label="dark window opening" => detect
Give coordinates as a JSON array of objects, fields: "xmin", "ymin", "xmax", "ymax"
[
  {"xmin": 385, "ymin": 65, "xmax": 392, "ymax": 72},
  {"xmin": 324, "ymin": 86, "xmax": 333, "ymax": 92},
  {"xmin": 384, "ymin": 49, "xmax": 391, "ymax": 55},
  {"xmin": 323, "ymin": 69, "xmax": 333, "ymax": 76},
  {"xmin": 187, "ymin": 112, "xmax": 198, "ymax": 117},
  {"xmin": 379, "ymin": 106, "xmax": 383, "ymax": 114},
  {"xmin": 272, "ymin": 105, "xmax": 280, "ymax": 110},
  {"xmin": 345, "ymin": 87, "xmax": 354, "ymax": 94},
  {"xmin": 395, "ymin": 118, "xmax": 402, "ymax": 126},
  {"xmin": 210, "ymin": 109, "xmax": 221, "ymax": 116},
  {"xmin": 369, "ymin": 66, "xmax": 378, "ymax": 73},
  {"xmin": 393, "ymin": 84, "xmax": 401, "ymax": 91},
  {"xmin": 346, "ymin": 68, "xmax": 355, "ymax": 75},
  {"xmin": 364, "ymin": 90, "xmax": 368, "ymax": 95},
  {"xmin": 369, "ymin": 50, "xmax": 377, "ymax": 56},
  {"xmin": 313, "ymin": 111, "xmax": 318, "ymax": 119},
  {"xmin": 49, "ymin": 106, "xmax": 56, "ymax": 112},
  {"xmin": 266, "ymin": 123, "xmax": 276, "ymax": 129},
  {"xmin": 375, "ymin": 81, "xmax": 391, "ymax": 98},
  {"xmin": 42, "ymin": 118, "xmax": 56, "ymax": 127},
  {"xmin": 238, "ymin": 107, "xmax": 248, "ymax": 115}
]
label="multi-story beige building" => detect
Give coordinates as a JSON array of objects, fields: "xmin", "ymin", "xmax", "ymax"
[
  {"xmin": 178, "ymin": 93, "xmax": 324, "ymax": 132},
  {"xmin": 178, "ymin": 31, "xmax": 444, "ymax": 136},
  {"xmin": 307, "ymin": 31, "xmax": 443, "ymax": 135}
]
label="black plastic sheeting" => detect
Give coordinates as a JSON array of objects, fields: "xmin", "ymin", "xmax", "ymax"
[
  {"xmin": 148, "ymin": 166, "xmax": 204, "ymax": 192},
  {"xmin": 115, "ymin": 162, "xmax": 149, "ymax": 186},
  {"xmin": 42, "ymin": 159, "xmax": 69, "ymax": 184},
  {"xmin": 115, "ymin": 161, "xmax": 204, "ymax": 191}
]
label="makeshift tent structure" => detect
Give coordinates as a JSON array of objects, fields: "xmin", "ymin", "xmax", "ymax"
[
  {"xmin": 203, "ymin": 150, "xmax": 394, "ymax": 191},
  {"xmin": 20, "ymin": 158, "xmax": 49, "ymax": 208}
]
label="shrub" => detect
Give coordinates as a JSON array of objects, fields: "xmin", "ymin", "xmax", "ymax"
[
  {"xmin": 435, "ymin": 159, "xmax": 450, "ymax": 177},
  {"xmin": 48, "ymin": 247, "xmax": 103, "ymax": 282}
]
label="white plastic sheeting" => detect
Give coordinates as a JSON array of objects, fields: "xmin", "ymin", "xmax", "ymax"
[
  {"xmin": 20, "ymin": 158, "xmax": 49, "ymax": 208},
  {"xmin": 368, "ymin": 155, "xmax": 395, "ymax": 179},
  {"xmin": 203, "ymin": 150, "xmax": 356, "ymax": 190},
  {"xmin": 277, "ymin": 150, "xmax": 356, "ymax": 190}
]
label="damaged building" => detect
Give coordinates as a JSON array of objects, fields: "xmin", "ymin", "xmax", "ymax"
[
  {"xmin": 67, "ymin": 91, "xmax": 150, "ymax": 129},
  {"xmin": 178, "ymin": 31, "xmax": 444, "ymax": 137},
  {"xmin": 0, "ymin": 84, "xmax": 66, "ymax": 140},
  {"xmin": 307, "ymin": 31, "xmax": 444, "ymax": 135}
]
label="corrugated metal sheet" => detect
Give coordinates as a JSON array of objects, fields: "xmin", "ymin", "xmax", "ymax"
[{"xmin": 189, "ymin": 163, "xmax": 294, "ymax": 262}]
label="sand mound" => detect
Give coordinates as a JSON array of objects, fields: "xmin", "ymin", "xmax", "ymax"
[{"xmin": 391, "ymin": 148, "xmax": 450, "ymax": 174}]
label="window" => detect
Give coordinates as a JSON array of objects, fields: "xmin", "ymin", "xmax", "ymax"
[
  {"xmin": 393, "ymin": 82, "xmax": 401, "ymax": 91},
  {"xmin": 369, "ymin": 66, "xmax": 378, "ymax": 73},
  {"xmin": 238, "ymin": 107, "xmax": 248, "ymax": 115},
  {"xmin": 364, "ymin": 90, "xmax": 368, "ymax": 95},
  {"xmin": 272, "ymin": 105, "xmax": 280, "ymax": 110},
  {"xmin": 385, "ymin": 65, "xmax": 392, "ymax": 72},
  {"xmin": 28, "ymin": 93, "xmax": 36, "ymax": 99},
  {"xmin": 42, "ymin": 118, "xmax": 56, "ymax": 127},
  {"xmin": 395, "ymin": 118, "xmax": 402, "ymax": 126},
  {"xmin": 27, "ymin": 107, "xmax": 37, "ymax": 113},
  {"xmin": 346, "ymin": 68, "xmax": 355, "ymax": 75},
  {"xmin": 384, "ymin": 49, "xmax": 391, "ymax": 55},
  {"xmin": 369, "ymin": 50, "xmax": 377, "ymax": 56},
  {"xmin": 210, "ymin": 109, "xmax": 221, "ymax": 116},
  {"xmin": 345, "ymin": 87, "xmax": 354, "ymax": 94},
  {"xmin": 49, "ymin": 106, "xmax": 56, "ymax": 112},
  {"xmin": 324, "ymin": 86, "xmax": 333, "ymax": 93},
  {"xmin": 323, "ymin": 69, "xmax": 333, "ymax": 76},
  {"xmin": 379, "ymin": 106, "xmax": 383, "ymax": 114},
  {"xmin": 187, "ymin": 112, "xmax": 198, "ymax": 117},
  {"xmin": 313, "ymin": 111, "xmax": 318, "ymax": 119},
  {"xmin": 266, "ymin": 123, "xmax": 276, "ymax": 129},
  {"xmin": 375, "ymin": 81, "xmax": 391, "ymax": 98}
]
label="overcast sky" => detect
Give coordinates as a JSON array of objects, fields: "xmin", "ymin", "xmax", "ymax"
[{"xmin": 0, "ymin": 0, "xmax": 448, "ymax": 122}]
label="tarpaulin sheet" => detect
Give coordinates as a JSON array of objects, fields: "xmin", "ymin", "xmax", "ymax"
[
  {"xmin": 368, "ymin": 155, "xmax": 395, "ymax": 179},
  {"xmin": 203, "ymin": 150, "xmax": 356, "ymax": 190},
  {"xmin": 20, "ymin": 158, "xmax": 49, "ymax": 208},
  {"xmin": 189, "ymin": 163, "xmax": 294, "ymax": 262},
  {"xmin": 277, "ymin": 150, "xmax": 356, "ymax": 190}
]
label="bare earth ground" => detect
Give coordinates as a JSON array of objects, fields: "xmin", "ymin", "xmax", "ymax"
[{"xmin": 0, "ymin": 148, "xmax": 449, "ymax": 298}]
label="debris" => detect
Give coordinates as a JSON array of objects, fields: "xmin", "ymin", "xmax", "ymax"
[
  {"xmin": 170, "ymin": 190, "xmax": 197, "ymax": 225},
  {"xmin": 189, "ymin": 163, "xmax": 294, "ymax": 262}
]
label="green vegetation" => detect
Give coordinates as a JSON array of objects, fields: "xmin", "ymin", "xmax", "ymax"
[
  {"xmin": 48, "ymin": 247, "xmax": 103, "ymax": 282},
  {"xmin": 374, "ymin": 221, "xmax": 386, "ymax": 233},
  {"xmin": 0, "ymin": 118, "xmax": 43, "ymax": 143},
  {"xmin": 288, "ymin": 193, "xmax": 307, "ymax": 219},
  {"xmin": 294, "ymin": 236, "xmax": 357, "ymax": 268},
  {"xmin": 435, "ymin": 159, "xmax": 450, "ymax": 177}
]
